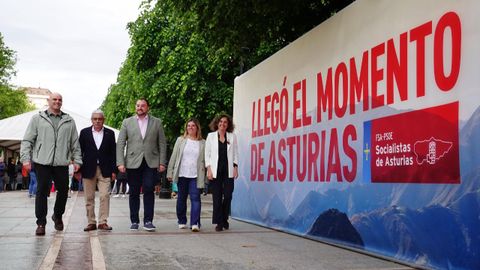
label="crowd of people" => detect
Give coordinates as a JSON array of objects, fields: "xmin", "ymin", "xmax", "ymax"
[
  {"xmin": 14, "ymin": 92, "xmax": 239, "ymax": 236},
  {"xmin": 0, "ymin": 157, "xmax": 37, "ymax": 195}
]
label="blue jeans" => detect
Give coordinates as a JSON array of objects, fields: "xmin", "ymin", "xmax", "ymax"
[
  {"xmin": 78, "ymin": 178, "xmax": 84, "ymax": 191},
  {"xmin": 176, "ymin": 177, "xmax": 201, "ymax": 226},
  {"xmin": 127, "ymin": 159, "xmax": 158, "ymax": 224},
  {"xmin": 29, "ymin": 171, "xmax": 37, "ymax": 195}
]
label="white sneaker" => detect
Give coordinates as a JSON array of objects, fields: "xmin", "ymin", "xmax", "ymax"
[
  {"xmin": 122, "ymin": 194, "xmax": 126, "ymax": 198},
  {"xmin": 191, "ymin": 225, "xmax": 199, "ymax": 232},
  {"xmin": 113, "ymin": 194, "xmax": 120, "ymax": 198},
  {"xmin": 178, "ymin": 224, "xmax": 187, "ymax": 229}
]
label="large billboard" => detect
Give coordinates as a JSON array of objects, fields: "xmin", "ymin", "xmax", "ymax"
[{"xmin": 232, "ymin": 1, "xmax": 479, "ymax": 269}]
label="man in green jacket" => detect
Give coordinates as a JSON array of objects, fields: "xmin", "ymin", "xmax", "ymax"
[{"xmin": 20, "ymin": 92, "xmax": 82, "ymax": 236}]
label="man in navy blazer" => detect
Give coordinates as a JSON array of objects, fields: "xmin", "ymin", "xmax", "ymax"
[{"xmin": 79, "ymin": 109, "xmax": 117, "ymax": 231}]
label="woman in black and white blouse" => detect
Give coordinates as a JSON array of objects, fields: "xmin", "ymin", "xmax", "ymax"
[{"xmin": 205, "ymin": 113, "xmax": 239, "ymax": 231}]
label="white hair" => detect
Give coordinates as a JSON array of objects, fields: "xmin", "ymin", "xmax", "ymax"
[{"xmin": 91, "ymin": 109, "xmax": 104, "ymax": 118}]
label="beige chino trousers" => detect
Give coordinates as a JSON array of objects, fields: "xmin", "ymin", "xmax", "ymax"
[{"xmin": 84, "ymin": 166, "xmax": 111, "ymax": 225}]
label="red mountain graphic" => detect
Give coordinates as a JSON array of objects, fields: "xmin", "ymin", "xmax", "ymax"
[{"xmin": 413, "ymin": 137, "xmax": 453, "ymax": 165}]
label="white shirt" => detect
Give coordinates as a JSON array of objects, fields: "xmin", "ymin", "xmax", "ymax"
[
  {"xmin": 92, "ymin": 126, "xmax": 104, "ymax": 150},
  {"xmin": 179, "ymin": 139, "xmax": 200, "ymax": 178}
]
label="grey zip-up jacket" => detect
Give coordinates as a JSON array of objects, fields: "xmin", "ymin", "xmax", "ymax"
[{"xmin": 20, "ymin": 110, "xmax": 82, "ymax": 167}]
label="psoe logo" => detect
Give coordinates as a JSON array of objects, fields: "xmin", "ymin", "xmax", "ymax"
[{"xmin": 413, "ymin": 137, "xmax": 453, "ymax": 165}]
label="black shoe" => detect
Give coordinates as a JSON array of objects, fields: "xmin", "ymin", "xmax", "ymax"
[
  {"xmin": 215, "ymin": 225, "xmax": 223, "ymax": 232},
  {"xmin": 223, "ymin": 221, "xmax": 229, "ymax": 230},
  {"xmin": 52, "ymin": 215, "xmax": 64, "ymax": 231},
  {"xmin": 36, "ymin": 225, "xmax": 45, "ymax": 236}
]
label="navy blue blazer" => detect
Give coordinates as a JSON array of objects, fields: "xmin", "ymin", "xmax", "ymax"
[{"xmin": 79, "ymin": 126, "xmax": 117, "ymax": 179}]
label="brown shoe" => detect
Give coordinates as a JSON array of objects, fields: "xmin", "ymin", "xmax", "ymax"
[
  {"xmin": 215, "ymin": 225, "xmax": 223, "ymax": 232},
  {"xmin": 98, "ymin": 223, "xmax": 112, "ymax": 231},
  {"xmin": 52, "ymin": 215, "xmax": 64, "ymax": 231},
  {"xmin": 83, "ymin": 224, "xmax": 97, "ymax": 231},
  {"xmin": 36, "ymin": 225, "xmax": 45, "ymax": 236}
]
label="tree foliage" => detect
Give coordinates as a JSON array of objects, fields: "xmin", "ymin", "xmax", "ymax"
[
  {"xmin": 0, "ymin": 33, "xmax": 16, "ymax": 85},
  {"xmin": 173, "ymin": 0, "xmax": 354, "ymax": 71},
  {"xmin": 103, "ymin": 1, "xmax": 232, "ymax": 148},
  {"xmin": 0, "ymin": 86, "xmax": 34, "ymax": 119},
  {"xmin": 0, "ymin": 33, "xmax": 34, "ymax": 119},
  {"xmin": 102, "ymin": 0, "xmax": 354, "ymax": 150}
]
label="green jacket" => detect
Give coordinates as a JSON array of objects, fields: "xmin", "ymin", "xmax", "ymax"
[
  {"xmin": 167, "ymin": 136, "xmax": 206, "ymax": 188},
  {"xmin": 20, "ymin": 110, "xmax": 82, "ymax": 166}
]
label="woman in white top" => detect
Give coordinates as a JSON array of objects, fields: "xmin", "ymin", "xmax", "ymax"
[
  {"xmin": 167, "ymin": 118, "xmax": 205, "ymax": 232},
  {"xmin": 205, "ymin": 113, "xmax": 239, "ymax": 231}
]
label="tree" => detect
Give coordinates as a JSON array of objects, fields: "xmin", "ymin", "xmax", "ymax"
[
  {"xmin": 0, "ymin": 33, "xmax": 16, "ymax": 85},
  {"xmin": 103, "ymin": 1, "xmax": 233, "ymax": 148},
  {"xmin": 171, "ymin": 0, "xmax": 354, "ymax": 74},
  {"xmin": 0, "ymin": 86, "xmax": 34, "ymax": 119},
  {"xmin": 0, "ymin": 33, "xmax": 34, "ymax": 119},
  {"xmin": 102, "ymin": 0, "xmax": 354, "ymax": 150}
]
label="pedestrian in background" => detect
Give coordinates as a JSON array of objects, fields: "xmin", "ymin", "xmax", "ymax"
[
  {"xmin": 21, "ymin": 160, "xmax": 29, "ymax": 189},
  {"xmin": 116, "ymin": 98, "xmax": 167, "ymax": 231},
  {"xmin": 7, "ymin": 157, "xmax": 16, "ymax": 190},
  {"xmin": 16, "ymin": 160, "xmax": 23, "ymax": 190},
  {"xmin": 28, "ymin": 162, "xmax": 37, "ymax": 198},
  {"xmin": 205, "ymin": 113, "xmax": 239, "ymax": 232},
  {"xmin": 167, "ymin": 118, "xmax": 206, "ymax": 232},
  {"xmin": 113, "ymin": 171, "xmax": 128, "ymax": 198},
  {"xmin": 0, "ymin": 157, "xmax": 5, "ymax": 192},
  {"xmin": 74, "ymin": 171, "xmax": 83, "ymax": 191}
]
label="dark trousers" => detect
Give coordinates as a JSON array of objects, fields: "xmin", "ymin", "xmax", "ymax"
[
  {"xmin": 127, "ymin": 159, "xmax": 158, "ymax": 224},
  {"xmin": 34, "ymin": 163, "xmax": 69, "ymax": 226},
  {"xmin": 9, "ymin": 174, "xmax": 16, "ymax": 190},
  {"xmin": 22, "ymin": 176, "xmax": 29, "ymax": 189},
  {"xmin": 210, "ymin": 177, "xmax": 234, "ymax": 226}
]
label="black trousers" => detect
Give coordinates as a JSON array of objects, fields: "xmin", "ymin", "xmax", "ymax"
[
  {"xmin": 116, "ymin": 178, "xmax": 127, "ymax": 194},
  {"xmin": 210, "ymin": 176, "xmax": 234, "ymax": 226},
  {"xmin": 34, "ymin": 163, "xmax": 69, "ymax": 226}
]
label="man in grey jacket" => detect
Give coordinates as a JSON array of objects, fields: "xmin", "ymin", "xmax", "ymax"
[
  {"xmin": 117, "ymin": 98, "xmax": 167, "ymax": 231},
  {"xmin": 20, "ymin": 92, "xmax": 82, "ymax": 236}
]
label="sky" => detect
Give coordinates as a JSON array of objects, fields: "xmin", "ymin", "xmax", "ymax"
[{"xmin": 0, "ymin": 0, "xmax": 143, "ymax": 117}]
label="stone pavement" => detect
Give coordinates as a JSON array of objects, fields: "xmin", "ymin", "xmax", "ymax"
[{"xmin": 0, "ymin": 190, "xmax": 415, "ymax": 270}]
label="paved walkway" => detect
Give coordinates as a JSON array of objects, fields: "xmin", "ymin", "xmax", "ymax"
[{"xmin": 0, "ymin": 190, "xmax": 415, "ymax": 270}]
